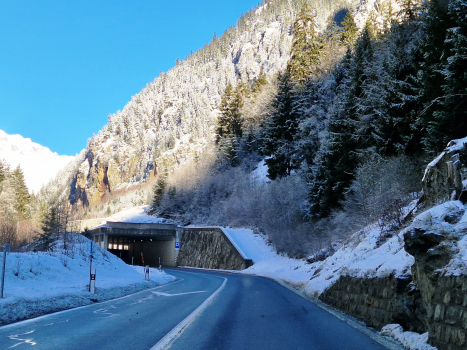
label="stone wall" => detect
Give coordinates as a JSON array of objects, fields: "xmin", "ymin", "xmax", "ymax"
[
  {"xmin": 319, "ymin": 276, "xmax": 427, "ymax": 334},
  {"xmin": 426, "ymin": 276, "xmax": 467, "ymax": 349},
  {"xmin": 177, "ymin": 227, "xmax": 252, "ymax": 270},
  {"xmin": 405, "ymin": 224, "xmax": 467, "ymax": 349}
]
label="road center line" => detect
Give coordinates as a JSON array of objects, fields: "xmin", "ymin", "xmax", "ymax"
[{"xmin": 150, "ymin": 273, "xmax": 227, "ymax": 350}]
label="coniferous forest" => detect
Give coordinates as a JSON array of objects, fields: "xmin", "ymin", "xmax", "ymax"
[
  {"xmin": 2, "ymin": 0, "xmax": 466, "ymax": 257},
  {"xmin": 150, "ymin": 0, "xmax": 467, "ymax": 257}
]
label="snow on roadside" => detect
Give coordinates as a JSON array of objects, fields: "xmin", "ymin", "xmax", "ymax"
[
  {"xmin": 381, "ymin": 324, "xmax": 437, "ymax": 350},
  {"xmin": 0, "ymin": 234, "xmax": 175, "ymax": 325},
  {"xmin": 223, "ymin": 225, "xmax": 414, "ymax": 296}
]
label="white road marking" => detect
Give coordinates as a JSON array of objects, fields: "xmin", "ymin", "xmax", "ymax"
[
  {"xmin": 0, "ymin": 278, "xmax": 183, "ymax": 331},
  {"xmin": 150, "ymin": 274, "xmax": 227, "ymax": 350},
  {"xmin": 8, "ymin": 330, "xmax": 37, "ymax": 348},
  {"xmin": 152, "ymin": 290, "xmax": 207, "ymax": 297},
  {"xmin": 45, "ymin": 319, "xmax": 70, "ymax": 327},
  {"xmin": 93, "ymin": 308, "xmax": 119, "ymax": 318}
]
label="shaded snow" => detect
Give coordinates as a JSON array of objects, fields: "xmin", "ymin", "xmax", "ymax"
[
  {"xmin": 0, "ymin": 129, "xmax": 75, "ymax": 193},
  {"xmin": 382, "ymin": 324, "xmax": 437, "ymax": 350}
]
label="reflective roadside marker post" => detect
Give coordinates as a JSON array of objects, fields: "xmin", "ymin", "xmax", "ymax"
[
  {"xmin": 159, "ymin": 257, "xmax": 162, "ymax": 272},
  {"xmin": 89, "ymin": 240, "xmax": 93, "ymax": 292},
  {"xmin": 90, "ymin": 269, "xmax": 96, "ymax": 294},
  {"xmin": 1, "ymin": 244, "xmax": 10, "ymax": 298},
  {"xmin": 145, "ymin": 265, "xmax": 150, "ymax": 281}
]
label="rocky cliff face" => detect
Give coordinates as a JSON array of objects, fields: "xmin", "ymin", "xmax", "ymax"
[
  {"xmin": 421, "ymin": 137, "xmax": 467, "ymax": 205},
  {"xmin": 404, "ymin": 200, "xmax": 467, "ymax": 349},
  {"xmin": 66, "ymin": 0, "xmax": 390, "ymax": 207},
  {"xmin": 401, "ymin": 137, "xmax": 467, "ymax": 349}
]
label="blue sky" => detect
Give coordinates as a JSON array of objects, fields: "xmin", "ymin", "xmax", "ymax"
[{"xmin": 0, "ymin": 1, "xmax": 260, "ymax": 156}]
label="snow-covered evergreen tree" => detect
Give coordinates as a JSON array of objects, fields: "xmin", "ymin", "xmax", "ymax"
[
  {"xmin": 262, "ymin": 72, "xmax": 301, "ymax": 179},
  {"xmin": 12, "ymin": 166, "xmax": 31, "ymax": 220},
  {"xmin": 428, "ymin": 0, "xmax": 467, "ymax": 150},
  {"xmin": 287, "ymin": 2, "xmax": 323, "ymax": 83}
]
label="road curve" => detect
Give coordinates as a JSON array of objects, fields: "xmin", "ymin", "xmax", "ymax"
[
  {"xmin": 165, "ymin": 269, "xmax": 402, "ymax": 350},
  {"xmin": 0, "ymin": 268, "xmax": 402, "ymax": 350}
]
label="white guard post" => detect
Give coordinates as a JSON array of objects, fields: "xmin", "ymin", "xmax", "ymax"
[
  {"xmin": 90, "ymin": 269, "xmax": 96, "ymax": 294},
  {"xmin": 145, "ymin": 265, "xmax": 150, "ymax": 281}
]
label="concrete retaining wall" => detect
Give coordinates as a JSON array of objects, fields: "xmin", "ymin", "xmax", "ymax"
[{"xmin": 177, "ymin": 227, "xmax": 252, "ymax": 270}]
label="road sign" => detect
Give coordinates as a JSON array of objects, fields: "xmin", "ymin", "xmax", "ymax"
[{"xmin": 175, "ymin": 242, "xmax": 180, "ymax": 249}]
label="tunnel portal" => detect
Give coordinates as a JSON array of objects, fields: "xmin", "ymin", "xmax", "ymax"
[{"xmin": 91, "ymin": 221, "xmax": 181, "ymax": 267}]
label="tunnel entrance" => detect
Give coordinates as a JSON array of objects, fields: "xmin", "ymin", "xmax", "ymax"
[{"xmin": 91, "ymin": 221, "xmax": 181, "ymax": 267}]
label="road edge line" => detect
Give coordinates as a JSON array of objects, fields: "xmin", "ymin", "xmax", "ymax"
[
  {"xmin": 150, "ymin": 275, "xmax": 228, "ymax": 350},
  {"xmin": 0, "ymin": 278, "xmax": 183, "ymax": 330},
  {"xmin": 271, "ymin": 277, "xmax": 404, "ymax": 350}
]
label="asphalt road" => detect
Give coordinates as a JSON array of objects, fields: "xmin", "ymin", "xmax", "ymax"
[{"xmin": 0, "ymin": 268, "xmax": 402, "ymax": 350}]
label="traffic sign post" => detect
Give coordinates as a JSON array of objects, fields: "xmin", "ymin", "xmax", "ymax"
[
  {"xmin": 145, "ymin": 265, "xmax": 150, "ymax": 281},
  {"xmin": 89, "ymin": 241, "xmax": 93, "ymax": 292},
  {"xmin": 90, "ymin": 269, "xmax": 96, "ymax": 294},
  {"xmin": 1, "ymin": 244, "xmax": 10, "ymax": 298}
]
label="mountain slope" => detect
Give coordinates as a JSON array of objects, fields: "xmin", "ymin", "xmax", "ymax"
[
  {"xmin": 0, "ymin": 129, "xmax": 75, "ymax": 193},
  {"xmin": 68, "ymin": 0, "xmax": 357, "ymax": 207}
]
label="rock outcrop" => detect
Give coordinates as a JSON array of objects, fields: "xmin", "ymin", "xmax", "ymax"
[{"xmin": 422, "ymin": 137, "xmax": 467, "ymax": 205}]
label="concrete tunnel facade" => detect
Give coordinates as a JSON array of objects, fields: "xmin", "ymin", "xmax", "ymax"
[{"xmin": 91, "ymin": 221, "xmax": 182, "ymax": 267}]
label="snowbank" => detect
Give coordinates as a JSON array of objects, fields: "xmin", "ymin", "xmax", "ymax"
[
  {"xmin": 223, "ymin": 225, "xmax": 413, "ymax": 296},
  {"xmin": 381, "ymin": 324, "xmax": 437, "ymax": 350},
  {"xmin": 0, "ymin": 234, "xmax": 175, "ymax": 325}
]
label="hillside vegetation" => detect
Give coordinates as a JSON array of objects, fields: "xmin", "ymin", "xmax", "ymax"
[{"xmin": 6, "ymin": 0, "xmax": 466, "ymax": 258}]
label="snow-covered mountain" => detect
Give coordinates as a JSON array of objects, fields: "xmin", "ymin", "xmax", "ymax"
[
  {"xmin": 0, "ymin": 129, "xmax": 75, "ymax": 193},
  {"xmin": 69, "ymin": 0, "xmax": 357, "ymax": 206}
]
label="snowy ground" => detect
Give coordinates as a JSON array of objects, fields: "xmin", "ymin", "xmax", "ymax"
[
  {"xmin": 3, "ymin": 200, "xmax": 465, "ymax": 349},
  {"xmin": 105, "ymin": 205, "xmax": 165, "ymax": 224},
  {"xmin": 0, "ymin": 234, "xmax": 175, "ymax": 325}
]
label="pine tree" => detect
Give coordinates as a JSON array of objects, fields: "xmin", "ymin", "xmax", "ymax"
[
  {"xmin": 12, "ymin": 166, "xmax": 31, "ymax": 220},
  {"xmin": 39, "ymin": 206, "xmax": 59, "ymax": 251},
  {"xmin": 217, "ymin": 83, "xmax": 243, "ymax": 141},
  {"xmin": 428, "ymin": 0, "xmax": 467, "ymax": 150},
  {"xmin": 262, "ymin": 71, "xmax": 300, "ymax": 179},
  {"xmin": 216, "ymin": 82, "xmax": 244, "ymax": 164},
  {"xmin": 307, "ymin": 28, "xmax": 375, "ymax": 219},
  {"xmin": 323, "ymin": 16, "xmax": 342, "ymax": 55},
  {"xmin": 341, "ymin": 11, "xmax": 358, "ymax": 47},
  {"xmin": 151, "ymin": 176, "xmax": 167, "ymax": 210},
  {"xmin": 287, "ymin": 2, "xmax": 322, "ymax": 83},
  {"xmin": 0, "ymin": 160, "xmax": 6, "ymax": 195},
  {"xmin": 0, "ymin": 160, "xmax": 5, "ymax": 185},
  {"xmin": 416, "ymin": 0, "xmax": 454, "ymax": 153}
]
